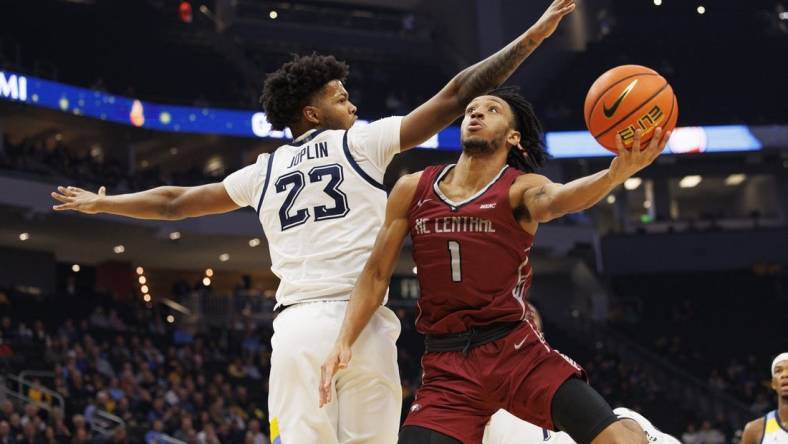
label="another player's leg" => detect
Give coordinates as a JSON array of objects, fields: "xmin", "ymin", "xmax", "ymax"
[
  {"xmin": 268, "ymin": 303, "xmax": 342, "ymax": 444},
  {"xmin": 334, "ymin": 304, "xmax": 402, "ymax": 444},
  {"xmin": 550, "ymin": 378, "xmax": 647, "ymax": 444}
]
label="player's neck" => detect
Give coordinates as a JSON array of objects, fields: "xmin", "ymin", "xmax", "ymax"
[
  {"xmin": 450, "ymin": 151, "xmax": 507, "ymax": 191},
  {"xmin": 291, "ymin": 123, "xmax": 321, "ymax": 140},
  {"xmin": 779, "ymin": 398, "xmax": 788, "ymax": 422}
]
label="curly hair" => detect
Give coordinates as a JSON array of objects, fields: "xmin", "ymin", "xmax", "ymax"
[
  {"xmin": 489, "ymin": 86, "xmax": 548, "ymax": 173},
  {"xmin": 260, "ymin": 54, "xmax": 350, "ymax": 130}
]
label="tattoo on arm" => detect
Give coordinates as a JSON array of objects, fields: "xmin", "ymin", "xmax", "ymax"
[{"xmin": 454, "ymin": 37, "xmax": 540, "ymax": 105}]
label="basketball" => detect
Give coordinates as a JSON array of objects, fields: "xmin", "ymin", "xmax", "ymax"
[{"xmin": 584, "ymin": 65, "xmax": 678, "ymax": 152}]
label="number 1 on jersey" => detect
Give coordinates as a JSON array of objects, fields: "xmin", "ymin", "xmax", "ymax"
[{"xmin": 448, "ymin": 240, "xmax": 462, "ymax": 282}]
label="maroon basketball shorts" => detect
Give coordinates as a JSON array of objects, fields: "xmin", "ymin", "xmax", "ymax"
[{"xmin": 403, "ymin": 320, "xmax": 586, "ymax": 443}]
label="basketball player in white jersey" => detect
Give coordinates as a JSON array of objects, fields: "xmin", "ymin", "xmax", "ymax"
[
  {"xmin": 484, "ymin": 408, "xmax": 681, "ymax": 444},
  {"xmin": 50, "ymin": 1, "xmax": 575, "ymax": 441},
  {"xmin": 480, "ymin": 303, "xmax": 680, "ymax": 444},
  {"xmin": 740, "ymin": 353, "xmax": 788, "ymax": 444}
]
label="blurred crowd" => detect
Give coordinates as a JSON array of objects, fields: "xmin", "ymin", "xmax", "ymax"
[
  {"xmin": 0, "ymin": 134, "xmax": 214, "ymax": 193},
  {"xmin": 1, "ymin": 266, "xmax": 784, "ymax": 444}
]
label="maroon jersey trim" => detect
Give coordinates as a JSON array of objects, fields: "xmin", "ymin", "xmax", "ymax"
[{"xmin": 431, "ymin": 164, "xmax": 510, "ymax": 210}]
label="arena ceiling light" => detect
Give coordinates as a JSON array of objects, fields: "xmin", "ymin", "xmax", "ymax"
[
  {"xmin": 136, "ymin": 266, "xmax": 144, "ymax": 275},
  {"xmin": 624, "ymin": 178, "xmax": 642, "ymax": 190},
  {"xmin": 169, "ymin": 231, "xmax": 181, "ymax": 240},
  {"xmin": 18, "ymin": 232, "xmax": 30, "ymax": 241},
  {"xmin": 606, "ymin": 195, "xmax": 616, "ymax": 204},
  {"xmin": 72, "ymin": 264, "xmax": 80, "ymax": 272},
  {"xmin": 249, "ymin": 238, "xmax": 261, "ymax": 247},
  {"xmin": 219, "ymin": 253, "xmax": 230, "ymax": 262},
  {"xmin": 679, "ymin": 175, "xmax": 702, "ymax": 188},
  {"xmin": 725, "ymin": 174, "xmax": 747, "ymax": 186},
  {"xmin": 653, "ymin": 0, "xmax": 662, "ymax": 5},
  {"xmin": 697, "ymin": 5, "xmax": 706, "ymax": 14},
  {"xmin": 113, "ymin": 244, "xmax": 125, "ymax": 254}
]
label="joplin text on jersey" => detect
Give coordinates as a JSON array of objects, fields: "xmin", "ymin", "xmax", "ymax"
[
  {"xmin": 413, "ymin": 216, "xmax": 496, "ymax": 235},
  {"xmin": 287, "ymin": 141, "xmax": 329, "ymax": 168}
]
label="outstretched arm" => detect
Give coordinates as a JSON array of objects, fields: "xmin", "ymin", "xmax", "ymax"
[
  {"xmin": 319, "ymin": 173, "xmax": 420, "ymax": 407},
  {"xmin": 523, "ymin": 128, "xmax": 671, "ymax": 223},
  {"xmin": 399, "ymin": 0, "xmax": 576, "ymax": 149},
  {"xmin": 51, "ymin": 182, "xmax": 239, "ymax": 220}
]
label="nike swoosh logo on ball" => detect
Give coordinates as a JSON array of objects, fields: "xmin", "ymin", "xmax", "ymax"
[{"xmin": 603, "ymin": 79, "xmax": 639, "ymax": 118}]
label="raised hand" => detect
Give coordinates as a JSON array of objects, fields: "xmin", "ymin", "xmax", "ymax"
[
  {"xmin": 608, "ymin": 127, "xmax": 672, "ymax": 185},
  {"xmin": 530, "ymin": 0, "xmax": 577, "ymax": 41},
  {"xmin": 319, "ymin": 344, "xmax": 352, "ymax": 407},
  {"xmin": 51, "ymin": 185, "xmax": 106, "ymax": 214}
]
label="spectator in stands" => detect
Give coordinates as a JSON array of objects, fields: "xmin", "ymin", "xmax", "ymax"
[
  {"xmin": 105, "ymin": 427, "xmax": 128, "ymax": 444},
  {"xmin": 0, "ymin": 420, "xmax": 14, "ymax": 444},
  {"xmin": 7, "ymin": 414, "xmax": 21, "ymax": 442},
  {"xmin": 18, "ymin": 421, "xmax": 39, "ymax": 444},
  {"xmin": 71, "ymin": 427, "xmax": 89, "ymax": 444},
  {"xmin": 697, "ymin": 420, "xmax": 725, "ymax": 444},
  {"xmin": 245, "ymin": 419, "xmax": 267, "ymax": 444},
  {"xmin": 144, "ymin": 420, "xmax": 166, "ymax": 444},
  {"xmin": 197, "ymin": 422, "xmax": 219, "ymax": 444},
  {"xmin": 681, "ymin": 423, "xmax": 701, "ymax": 444},
  {"xmin": 0, "ymin": 402, "xmax": 13, "ymax": 422}
]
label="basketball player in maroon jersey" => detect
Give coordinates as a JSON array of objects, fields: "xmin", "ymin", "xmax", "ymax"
[{"xmin": 320, "ymin": 86, "xmax": 671, "ymax": 444}]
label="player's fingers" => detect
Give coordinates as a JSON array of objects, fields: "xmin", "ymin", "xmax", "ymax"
[
  {"xmin": 650, "ymin": 130, "xmax": 672, "ymax": 161},
  {"xmin": 57, "ymin": 186, "xmax": 73, "ymax": 196},
  {"xmin": 647, "ymin": 127, "xmax": 663, "ymax": 151},
  {"xmin": 632, "ymin": 129, "xmax": 643, "ymax": 154},
  {"xmin": 50, "ymin": 192, "xmax": 73, "ymax": 203},
  {"xmin": 614, "ymin": 133, "xmax": 625, "ymax": 154},
  {"xmin": 98, "ymin": 186, "xmax": 106, "ymax": 196},
  {"xmin": 319, "ymin": 365, "xmax": 330, "ymax": 406},
  {"xmin": 52, "ymin": 203, "xmax": 74, "ymax": 211},
  {"xmin": 559, "ymin": 3, "xmax": 576, "ymax": 15},
  {"xmin": 321, "ymin": 360, "xmax": 338, "ymax": 401}
]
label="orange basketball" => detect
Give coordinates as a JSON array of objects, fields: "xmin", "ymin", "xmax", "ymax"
[{"xmin": 584, "ymin": 65, "xmax": 678, "ymax": 152}]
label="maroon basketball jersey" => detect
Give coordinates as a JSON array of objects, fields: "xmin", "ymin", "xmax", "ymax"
[{"xmin": 408, "ymin": 164, "xmax": 534, "ymax": 335}]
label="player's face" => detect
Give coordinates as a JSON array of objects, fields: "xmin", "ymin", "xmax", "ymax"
[
  {"xmin": 772, "ymin": 360, "xmax": 788, "ymax": 398},
  {"xmin": 314, "ymin": 80, "xmax": 358, "ymax": 130},
  {"xmin": 460, "ymin": 96, "xmax": 519, "ymax": 154}
]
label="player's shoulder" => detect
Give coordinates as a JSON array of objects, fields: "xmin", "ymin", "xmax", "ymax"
[
  {"xmin": 393, "ymin": 171, "xmax": 423, "ymax": 193},
  {"xmin": 511, "ymin": 172, "xmax": 552, "ymax": 193},
  {"xmin": 742, "ymin": 417, "xmax": 766, "ymax": 444}
]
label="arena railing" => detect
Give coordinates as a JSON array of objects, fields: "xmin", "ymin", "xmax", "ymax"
[{"xmin": 0, "ymin": 373, "xmax": 65, "ymax": 417}]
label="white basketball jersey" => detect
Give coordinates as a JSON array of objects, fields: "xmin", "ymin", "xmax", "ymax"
[
  {"xmin": 483, "ymin": 408, "xmax": 681, "ymax": 444},
  {"xmin": 223, "ymin": 117, "xmax": 402, "ymax": 307},
  {"xmin": 483, "ymin": 410, "xmax": 575, "ymax": 444},
  {"xmin": 762, "ymin": 411, "xmax": 788, "ymax": 444}
]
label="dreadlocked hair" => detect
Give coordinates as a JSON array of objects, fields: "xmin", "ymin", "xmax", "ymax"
[
  {"xmin": 260, "ymin": 54, "xmax": 350, "ymax": 130},
  {"xmin": 488, "ymin": 86, "xmax": 548, "ymax": 173}
]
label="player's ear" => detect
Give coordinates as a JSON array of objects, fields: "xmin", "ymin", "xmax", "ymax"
[
  {"xmin": 303, "ymin": 105, "xmax": 321, "ymax": 125},
  {"xmin": 506, "ymin": 129, "xmax": 521, "ymax": 148}
]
